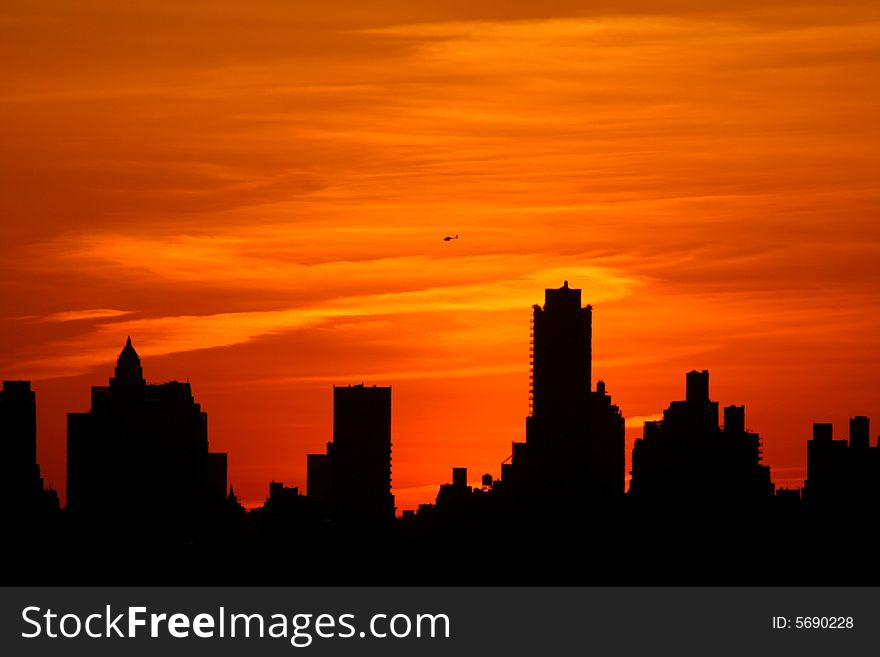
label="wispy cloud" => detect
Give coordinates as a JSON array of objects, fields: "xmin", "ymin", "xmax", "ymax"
[
  {"xmin": 13, "ymin": 264, "xmax": 639, "ymax": 379},
  {"xmin": 40, "ymin": 308, "xmax": 133, "ymax": 323}
]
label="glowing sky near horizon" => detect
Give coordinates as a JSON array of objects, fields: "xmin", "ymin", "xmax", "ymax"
[{"xmin": 2, "ymin": 0, "xmax": 880, "ymax": 509}]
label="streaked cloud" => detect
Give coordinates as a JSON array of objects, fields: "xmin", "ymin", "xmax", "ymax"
[
  {"xmin": 41, "ymin": 309, "xmax": 133, "ymax": 323},
  {"xmin": 14, "ymin": 264, "xmax": 639, "ymax": 379}
]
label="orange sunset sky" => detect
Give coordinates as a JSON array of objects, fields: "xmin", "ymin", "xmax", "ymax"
[{"xmin": 2, "ymin": 0, "xmax": 880, "ymax": 510}]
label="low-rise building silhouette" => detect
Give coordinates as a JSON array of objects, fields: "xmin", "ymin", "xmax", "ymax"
[{"xmin": 436, "ymin": 466, "xmax": 472, "ymax": 510}]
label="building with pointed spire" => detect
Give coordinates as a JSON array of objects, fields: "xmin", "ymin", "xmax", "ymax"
[
  {"xmin": 66, "ymin": 338, "xmax": 227, "ymax": 537},
  {"xmin": 111, "ymin": 336, "xmax": 145, "ymax": 386}
]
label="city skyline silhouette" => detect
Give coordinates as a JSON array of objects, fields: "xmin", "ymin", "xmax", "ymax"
[
  {"xmin": 5, "ymin": 1, "xmax": 880, "ymax": 520},
  {"xmin": 3, "ymin": 0, "xmax": 880, "ymax": 592},
  {"xmin": 5, "ymin": 280, "xmax": 880, "ymax": 585},
  {"xmin": 6, "ymin": 281, "xmax": 866, "ymax": 514}
]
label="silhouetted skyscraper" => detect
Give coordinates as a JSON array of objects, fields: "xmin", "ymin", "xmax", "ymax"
[
  {"xmin": 629, "ymin": 370, "xmax": 772, "ymax": 509},
  {"xmin": 307, "ymin": 384, "xmax": 394, "ymax": 523},
  {"xmin": 804, "ymin": 418, "xmax": 880, "ymax": 508},
  {"xmin": 508, "ymin": 282, "xmax": 624, "ymax": 511},
  {"xmin": 0, "ymin": 380, "xmax": 58, "ymax": 514},
  {"xmin": 526, "ymin": 281, "xmax": 592, "ymax": 481},
  {"xmin": 1, "ymin": 381, "xmax": 37, "ymax": 499},
  {"xmin": 333, "ymin": 384, "xmax": 393, "ymax": 522},
  {"xmin": 530, "ymin": 281, "xmax": 591, "ymax": 421},
  {"xmin": 66, "ymin": 338, "xmax": 227, "ymax": 536}
]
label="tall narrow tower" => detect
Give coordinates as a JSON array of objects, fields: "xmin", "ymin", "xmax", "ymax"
[
  {"xmin": 530, "ymin": 280, "xmax": 592, "ymax": 425},
  {"xmin": 331, "ymin": 384, "xmax": 394, "ymax": 523},
  {"xmin": 1, "ymin": 380, "xmax": 59, "ymax": 519},
  {"xmin": 0, "ymin": 380, "xmax": 37, "ymax": 488},
  {"xmin": 0, "ymin": 380, "xmax": 43, "ymax": 506},
  {"xmin": 514, "ymin": 281, "xmax": 624, "ymax": 511}
]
